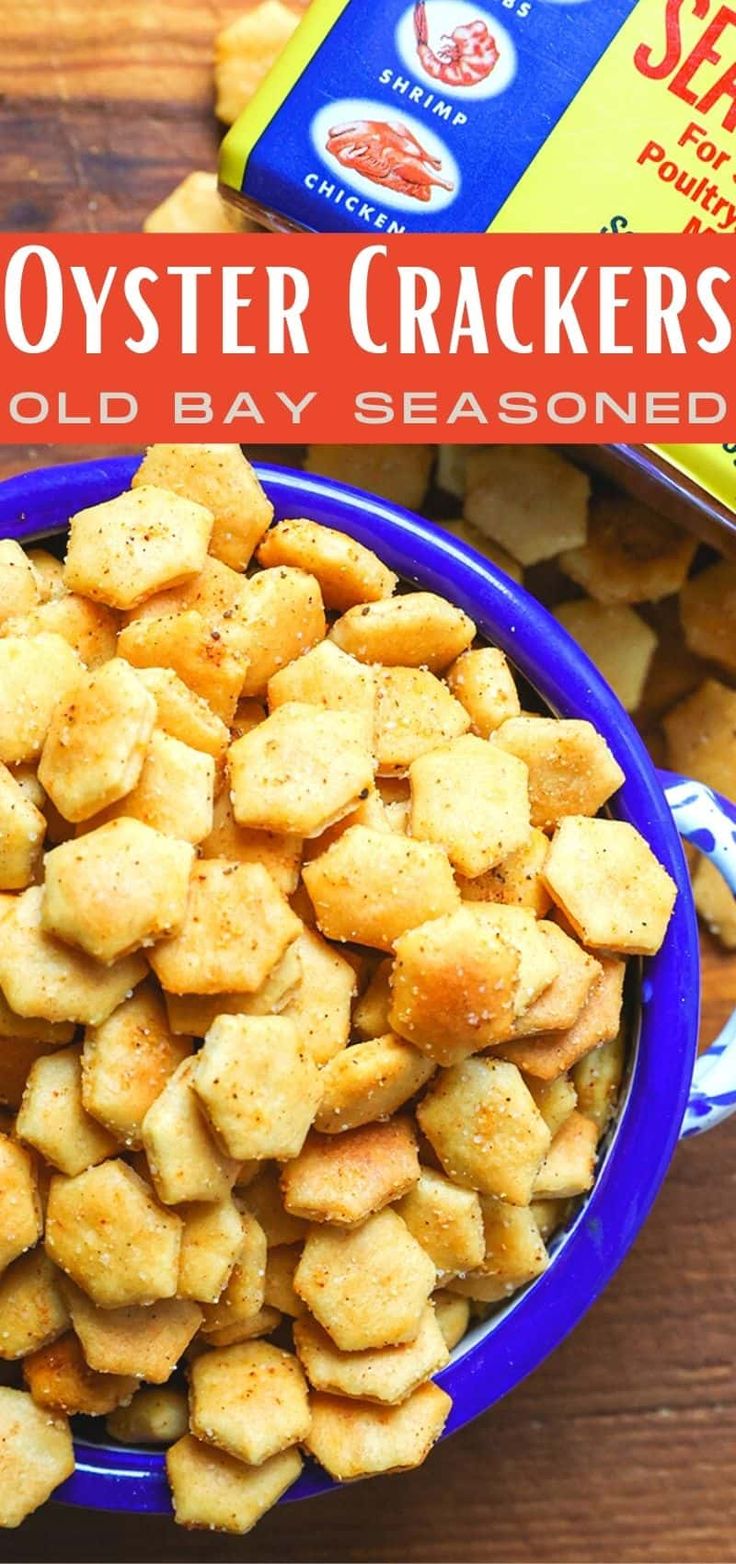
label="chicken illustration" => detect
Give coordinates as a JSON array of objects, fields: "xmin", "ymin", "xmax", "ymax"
[{"xmin": 325, "ymin": 119, "xmax": 454, "ymax": 203}]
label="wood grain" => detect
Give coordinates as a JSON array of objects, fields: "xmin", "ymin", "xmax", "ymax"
[
  {"xmin": 3, "ymin": 1, "xmax": 244, "ymax": 103},
  {"xmin": 4, "ymin": 1121, "xmax": 736, "ymax": 1564},
  {"xmin": 1, "ymin": 3, "xmax": 736, "ymax": 1553},
  {"xmin": 0, "ymin": 0, "xmax": 302, "ymax": 231}
]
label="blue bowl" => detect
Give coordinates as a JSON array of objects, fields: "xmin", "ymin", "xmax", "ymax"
[{"xmin": 0, "ymin": 456, "xmax": 700, "ymax": 1516}]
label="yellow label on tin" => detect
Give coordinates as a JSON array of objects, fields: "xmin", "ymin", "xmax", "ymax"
[
  {"xmin": 653, "ymin": 444, "xmax": 736, "ymax": 515},
  {"xmin": 490, "ymin": 0, "xmax": 736, "ymax": 237}
]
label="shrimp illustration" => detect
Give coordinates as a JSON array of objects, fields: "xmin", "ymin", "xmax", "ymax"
[
  {"xmin": 414, "ymin": 0, "xmax": 499, "ymax": 87},
  {"xmin": 325, "ymin": 120, "xmax": 454, "ymax": 203}
]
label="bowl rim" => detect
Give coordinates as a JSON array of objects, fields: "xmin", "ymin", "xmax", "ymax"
[{"xmin": 0, "ymin": 455, "xmax": 699, "ymax": 1515}]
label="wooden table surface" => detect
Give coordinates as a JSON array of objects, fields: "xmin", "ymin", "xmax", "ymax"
[
  {"xmin": 0, "ymin": 0, "xmax": 299, "ymax": 232},
  {"xmin": 1, "ymin": 5, "xmax": 736, "ymax": 1559}
]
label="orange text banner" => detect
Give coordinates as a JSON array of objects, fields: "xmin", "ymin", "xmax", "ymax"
[{"xmin": 0, "ymin": 233, "xmax": 734, "ymax": 442}]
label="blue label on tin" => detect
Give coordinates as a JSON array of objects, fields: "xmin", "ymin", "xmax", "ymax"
[{"xmin": 242, "ymin": 0, "xmax": 637, "ymax": 233}]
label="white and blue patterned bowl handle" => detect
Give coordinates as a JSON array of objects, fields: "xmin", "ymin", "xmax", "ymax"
[{"xmin": 660, "ymin": 770, "xmax": 736, "ymax": 1137}]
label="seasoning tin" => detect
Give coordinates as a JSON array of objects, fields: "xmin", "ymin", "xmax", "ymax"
[
  {"xmin": 219, "ymin": 0, "xmax": 736, "ymax": 237},
  {"xmin": 218, "ymin": 0, "xmax": 736, "ymax": 545}
]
